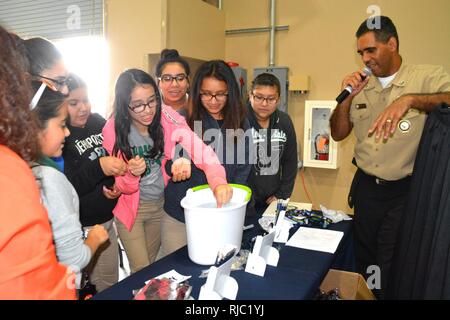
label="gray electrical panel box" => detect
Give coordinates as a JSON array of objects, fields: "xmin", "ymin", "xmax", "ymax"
[
  {"xmin": 253, "ymin": 66, "xmax": 289, "ymax": 112},
  {"xmin": 230, "ymin": 66, "xmax": 247, "ymax": 100}
]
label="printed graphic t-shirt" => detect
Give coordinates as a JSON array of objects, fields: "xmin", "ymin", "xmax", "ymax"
[{"xmin": 128, "ymin": 124, "xmax": 164, "ymax": 200}]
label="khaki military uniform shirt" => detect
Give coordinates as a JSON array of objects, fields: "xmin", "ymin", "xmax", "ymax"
[{"xmin": 350, "ymin": 63, "xmax": 450, "ymax": 180}]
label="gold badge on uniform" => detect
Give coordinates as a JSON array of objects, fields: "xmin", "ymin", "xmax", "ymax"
[{"xmin": 398, "ymin": 119, "xmax": 411, "ymax": 133}]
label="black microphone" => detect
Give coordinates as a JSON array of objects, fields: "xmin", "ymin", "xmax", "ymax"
[{"xmin": 336, "ymin": 66, "xmax": 372, "ymax": 104}]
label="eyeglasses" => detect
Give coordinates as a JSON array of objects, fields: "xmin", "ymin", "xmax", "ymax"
[
  {"xmin": 158, "ymin": 74, "xmax": 188, "ymax": 84},
  {"xmin": 251, "ymin": 93, "xmax": 278, "ymax": 105},
  {"xmin": 200, "ymin": 92, "xmax": 228, "ymax": 102},
  {"xmin": 128, "ymin": 96, "xmax": 158, "ymax": 113},
  {"xmin": 31, "ymin": 74, "xmax": 71, "ymax": 91}
]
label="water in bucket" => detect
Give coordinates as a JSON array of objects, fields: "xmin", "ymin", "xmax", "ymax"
[
  {"xmin": 197, "ymin": 202, "xmax": 236, "ymax": 209},
  {"xmin": 180, "ymin": 184, "xmax": 252, "ymax": 265}
]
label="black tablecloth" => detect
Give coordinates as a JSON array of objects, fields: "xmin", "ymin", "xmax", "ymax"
[{"xmin": 94, "ymin": 215, "xmax": 354, "ymax": 300}]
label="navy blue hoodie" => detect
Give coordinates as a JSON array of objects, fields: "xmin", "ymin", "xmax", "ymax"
[
  {"xmin": 246, "ymin": 103, "xmax": 298, "ymax": 206},
  {"xmin": 164, "ymin": 112, "xmax": 253, "ymax": 223}
]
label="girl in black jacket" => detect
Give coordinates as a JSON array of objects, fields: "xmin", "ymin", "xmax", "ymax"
[
  {"xmin": 63, "ymin": 74, "xmax": 127, "ymax": 292},
  {"xmin": 161, "ymin": 60, "xmax": 253, "ymax": 257}
]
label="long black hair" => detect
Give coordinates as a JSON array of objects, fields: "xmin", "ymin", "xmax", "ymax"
[
  {"xmin": 112, "ymin": 69, "xmax": 164, "ymax": 160},
  {"xmin": 188, "ymin": 60, "xmax": 245, "ymax": 131},
  {"xmin": 24, "ymin": 37, "xmax": 62, "ymax": 75}
]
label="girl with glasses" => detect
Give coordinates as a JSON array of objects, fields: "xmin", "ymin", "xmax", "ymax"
[
  {"xmin": 102, "ymin": 69, "xmax": 232, "ymax": 273},
  {"xmin": 161, "ymin": 60, "xmax": 253, "ymax": 257},
  {"xmin": 156, "ymin": 49, "xmax": 190, "ymax": 115},
  {"xmin": 24, "ymin": 37, "xmax": 71, "ymax": 173},
  {"xmin": 24, "ymin": 37, "xmax": 71, "ymax": 95}
]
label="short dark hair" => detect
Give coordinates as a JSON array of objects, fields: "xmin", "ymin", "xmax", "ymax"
[
  {"xmin": 68, "ymin": 73, "xmax": 86, "ymax": 92},
  {"xmin": 356, "ymin": 16, "xmax": 399, "ymax": 51},
  {"xmin": 251, "ymin": 73, "xmax": 281, "ymax": 96},
  {"xmin": 24, "ymin": 37, "xmax": 62, "ymax": 75},
  {"xmin": 155, "ymin": 49, "xmax": 190, "ymax": 77}
]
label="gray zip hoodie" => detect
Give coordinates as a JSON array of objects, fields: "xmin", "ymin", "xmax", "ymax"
[{"xmin": 32, "ymin": 163, "xmax": 91, "ymax": 284}]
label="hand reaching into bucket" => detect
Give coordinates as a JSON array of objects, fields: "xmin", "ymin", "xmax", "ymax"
[
  {"xmin": 171, "ymin": 158, "xmax": 191, "ymax": 182},
  {"xmin": 214, "ymin": 184, "xmax": 233, "ymax": 208}
]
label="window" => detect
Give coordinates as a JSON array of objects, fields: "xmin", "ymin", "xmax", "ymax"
[
  {"xmin": 55, "ymin": 36, "xmax": 109, "ymax": 117},
  {"xmin": 1, "ymin": 0, "xmax": 109, "ymax": 116},
  {"xmin": 0, "ymin": 0, "xmax": 103, "ymax": 40}
]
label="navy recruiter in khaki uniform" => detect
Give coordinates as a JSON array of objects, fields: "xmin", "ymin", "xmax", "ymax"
[{"xmin": 330, "ymin": 15, "xmax": 450, "ymax": 299}]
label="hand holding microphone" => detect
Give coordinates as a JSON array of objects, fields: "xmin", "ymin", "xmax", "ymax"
[{"xmin": 336, "ymin": 66, "xmax": 372, "ymax": 103}]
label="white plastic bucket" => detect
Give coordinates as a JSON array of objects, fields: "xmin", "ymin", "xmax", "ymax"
[{"xmin": 181, "ymin": 184, "xmax": 252, "ymax": 265}]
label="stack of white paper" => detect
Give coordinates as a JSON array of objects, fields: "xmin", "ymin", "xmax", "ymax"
[{"xmin": 286, "ymin": 227, "xmax": 344, "ymax": 254}]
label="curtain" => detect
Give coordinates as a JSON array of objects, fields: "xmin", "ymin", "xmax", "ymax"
[{"xmin": 388, "ymin": 103, "xmax": 450, "ymax": 299}]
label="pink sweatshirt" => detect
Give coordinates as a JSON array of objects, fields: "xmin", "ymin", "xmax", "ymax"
[{"xmin": 102, "ymin": 104, "xmax": 227, "ymax": 231}]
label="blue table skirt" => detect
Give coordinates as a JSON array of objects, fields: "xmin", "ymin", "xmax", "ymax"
[{"xmin": 94, "ymin": 217, "xmax": 354, "ymax": 300}]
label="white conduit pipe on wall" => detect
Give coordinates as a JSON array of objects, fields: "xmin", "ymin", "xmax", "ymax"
[
  {"xmin": 269, "ymin": 0, "xmax": 276, "ymax": 66},
  {"xmin": 223, "ymin": 0, "xmax": 286, "ymax": 66}
]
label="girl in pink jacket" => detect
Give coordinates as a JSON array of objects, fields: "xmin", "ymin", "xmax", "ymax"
[{"xmin": 102, "ymin": 69, "xmax": 232, "ymax": 273}]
